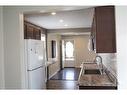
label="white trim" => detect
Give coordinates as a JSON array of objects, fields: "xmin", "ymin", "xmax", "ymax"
[
  {"xmin": 0, "ymin": 6, "xmax": 5, "ymax": 89},
  {"xmin": 19, "ymin": 13, "xmax": 28, "ymax": 89},
  {"xmin": 62, "ymin": 39, "xmax": 76, "ymax": 68}
]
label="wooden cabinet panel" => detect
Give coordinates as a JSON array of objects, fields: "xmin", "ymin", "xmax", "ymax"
[
  {"xmin": 24, "ymin": 22, "xmax": 27, "ymax": 39},
  {"xmin": 91, "ymin": 6, "xmax": 116, "ymax": 53},
  {"xmin": 24, "ymin": 21, "xmax": 42, "ymax": 40},
  {"xmin": 27, "ymin": 25, "xmax": 34, "ymax": 39},
  {"xmin": 33, "ymin": 28, "xmax": 41, "ymax": 40}
]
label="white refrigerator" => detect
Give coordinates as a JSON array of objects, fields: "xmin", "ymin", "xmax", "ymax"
[{"xmin": 24, "ymin": 39, "xmax": 46, "ymax": 89}]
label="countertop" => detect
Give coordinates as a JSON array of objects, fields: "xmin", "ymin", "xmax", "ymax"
[
  {"xmin": 78, "ymin": 63, "xmax": 117, "ymax": 87},
  {"xmin": 78, "ymin": 74, "xmax": 116, "ymax": 86}
]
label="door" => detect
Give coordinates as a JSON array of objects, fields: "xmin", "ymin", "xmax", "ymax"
[
  {"xmin": 26, "ymin": 39, "xmax": 45, "ymax": 70},
  {"xmin": 63, "ymin": 40, "xmax": 75, "ymax": 68},
  {"xmin": 28, "ymin": 66, "xmax": 46, "ymax": 89}
]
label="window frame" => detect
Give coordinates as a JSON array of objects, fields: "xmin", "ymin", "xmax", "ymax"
[{"xmin": 64, "ymin": 39, "xmax": 75, "ymax": 60}]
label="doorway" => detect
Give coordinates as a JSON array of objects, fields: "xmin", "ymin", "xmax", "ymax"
[{"xmin": 62, "ymin": 39, "xmax": 75, "ymax": 68}]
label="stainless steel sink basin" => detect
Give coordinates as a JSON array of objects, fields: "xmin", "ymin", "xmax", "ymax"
[{"xmin": 84, "ymin": 69, "xmax": 101, "ymax": 74}]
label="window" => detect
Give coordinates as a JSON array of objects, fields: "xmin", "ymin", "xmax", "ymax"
[{"xmin": 65, "ymin": 40, "xmax": 74, "ymax": 60}]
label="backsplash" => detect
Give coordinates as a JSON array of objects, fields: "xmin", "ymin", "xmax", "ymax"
[{"xmin": 98, "ymin": 53, "xmax": 117, "ymax": 78}]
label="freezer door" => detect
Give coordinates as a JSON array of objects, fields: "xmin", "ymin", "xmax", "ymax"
[
  {"xmin": 36, "ymin": 41, "xmax": 46, "ymax": 66},
  {"xmin": 26, "ymin": 39, "xmax": 46, "ymax": 70},
  {"xmin": 28, "ymin": 66, "xmax": 46, "ymax": 89}
]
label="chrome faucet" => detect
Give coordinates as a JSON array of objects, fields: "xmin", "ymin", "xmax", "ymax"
[
  {"xmin": 94, "ymin": 55, "xmax": 104, "ymax": 74},
  {"xmin": 95, "ymin": 55, "xmax": 102, "ymax": 64}
]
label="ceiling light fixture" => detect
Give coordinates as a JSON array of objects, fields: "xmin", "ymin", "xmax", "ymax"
[
  {"xmin": 59, "ymin": 19, "xmax": 64, "ymax": 23},
  {"xmin": 51, "ymin": 12, "xmax": 56, "ymax": 15},
  {"xmin": 64, "ymin": 24, "xmax": 68, "ymax": 27}
]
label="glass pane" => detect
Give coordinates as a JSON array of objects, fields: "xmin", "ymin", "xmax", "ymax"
[{"xmin": 65, "ymin": 41, "xmax": 74, "ymax": 58}]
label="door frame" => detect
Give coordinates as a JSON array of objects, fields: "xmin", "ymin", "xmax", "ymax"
[{"xmin": 62, "ymin": 39, "xmax": 75, "ymax": 68}]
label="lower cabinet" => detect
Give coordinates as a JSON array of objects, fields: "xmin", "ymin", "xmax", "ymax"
[{"xmin": 79, "ymin": 86, "xmax": 117, "ymax": 90}]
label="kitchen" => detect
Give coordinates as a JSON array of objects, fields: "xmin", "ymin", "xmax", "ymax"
[
  {"xmin": 23, "ymin": 6, "xmax": 117, "ymax": 89},
  {"xmin": 0, "ymin": 1, "xmax": 127, "ymax": 95},
  {"xmin": 2, "ymin": 5, "xmax": 127, "ymax": 90}
]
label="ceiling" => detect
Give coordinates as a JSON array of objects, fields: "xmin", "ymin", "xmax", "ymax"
[{"xmin": 24, "ymin": 6, "xmax": 94, "ymax": 29}]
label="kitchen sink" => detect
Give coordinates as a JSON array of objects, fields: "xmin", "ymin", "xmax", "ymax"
[{"xmin": 84, "ymin": 69, "xmax": 101, "ymax": 74}]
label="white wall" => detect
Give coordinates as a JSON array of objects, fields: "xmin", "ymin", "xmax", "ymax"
[
  {"xmin": 62, "ymin": 35, "xmax": 96, "ymax": 68},
  {"xmin": 0, "ymin": 6, "xmax": 5, "ymax": 89},
  {"xmin": 47, "ymin": 34, "xmax": 61, "ymax": 78},
  {"xmin": 115, "ymin": 6, "xmax": 127, "ymax": 89},
  {"xmin": 3, "ymin": 7, "xmax": 24, "ymax": 89},
  {"xmin": 98, "ymin": 53, "xmax": 117, "ymax": 77}
]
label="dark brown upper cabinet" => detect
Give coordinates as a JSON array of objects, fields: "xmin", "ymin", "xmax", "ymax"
[
  {"xmin": 24, "ymin": 21, "xmax": 44, "ymax": 40},
  {"xmin": 33, "ymin": 28, "xmax": 41, "ymax": 40},
  {"xmin": 91, "ymin": 6, "xmax": 116, "ymax": 53}
]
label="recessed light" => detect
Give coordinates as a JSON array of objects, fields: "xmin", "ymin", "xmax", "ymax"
[
  {"xmin": 51, "ymin": 12, "xmax": 56, "ymax": 15},
  {"xmin": 59, "ymin": 19, "xmax": 64, "ymax": 23},
  {"xmin": 64, "ymin": 24, "xmax": 68, "ymax": 27}
]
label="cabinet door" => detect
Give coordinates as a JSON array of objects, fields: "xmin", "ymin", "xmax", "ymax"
[
  {"xmin": 95, "ymin": 6, "xmax": 116, "ymax": 53},
  {"xmin": 33, "ymin": 28, "xmax": 41, "ymax": 40},
  {"xmin": 27, "ymin": 25, "xmax": 34, "ymax": 39},
  {"xmin": 24, "ymin": 22, "xmax": 27, "ymax": 39},
  {"xmin": 24, "ymin": 21, "xmax": 43, "ymax": 40}
]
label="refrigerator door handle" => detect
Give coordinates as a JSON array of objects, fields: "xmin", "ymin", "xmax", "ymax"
[{"xmin": 28, "ymin": 66, "xmax": 44, "ymax": 71}]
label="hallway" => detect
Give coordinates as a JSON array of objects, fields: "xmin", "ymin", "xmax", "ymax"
[{"xmin": 46, "ymin": 68, "xmax": 80, "ymax": 89}]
